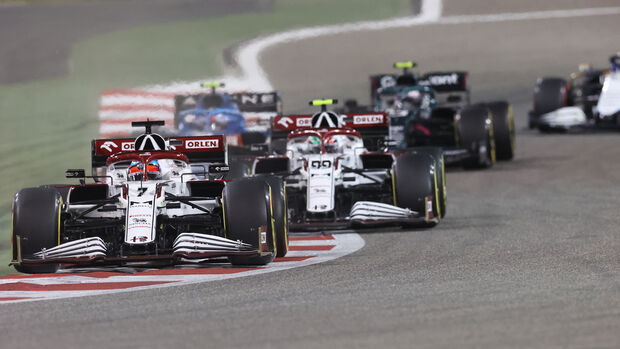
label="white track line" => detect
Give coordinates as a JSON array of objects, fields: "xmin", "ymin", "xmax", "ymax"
[
  {"xmin": 143, "ymin": 0, "xmax": 443, "ymax": 93},
  {"xmin": 439, "ymin": 6, "xmax": 620, "ymax": 25},
  {"xmin": 140, "ymin": 1, "xmax": 620, "ymax": 95}
]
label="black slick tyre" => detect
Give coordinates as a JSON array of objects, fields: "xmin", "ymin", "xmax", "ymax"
[
  {"xmin": 533, "ymin": 77, "xmax": 568, "ymax": 117},
  {"xmin": 457, "ymin": 104, "xmax": 495, "ymax": 169},
  {"xmin": 487, "ymin": 101, "xmax": 515, "ymax": 161},
  {"xmin": 392, "ymin": 152, "xmax": 440, "ymax": 226},
  {"xmin": 39, "ymin": 184, "xmax": 71, "ymax": 202},
  {"xmin": 12, "ymin": 187, "xmax": 62, "ymax": 274},
  {"xmin": 408, "ymin": 147, "xmax": 446, "ymax": 218},
  {"xmin": 223, "ymin": 178, "xmax": 276, "ymax": 265},
  {"xmin": 257, "ymin": 176, "xmax": 288, "ymax": 258}
]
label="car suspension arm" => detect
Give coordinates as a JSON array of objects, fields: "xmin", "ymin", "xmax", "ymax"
[
  {"xmin": 74, "ymin": 194, "xmax": 121, "ymax": 219},
  {"xmin": 165, "ymin": 193, "xmax": 212, "ymax": 214},
  {"xmin": 341, "ymin": 166, "xmax": 384, "ymax": 184}
]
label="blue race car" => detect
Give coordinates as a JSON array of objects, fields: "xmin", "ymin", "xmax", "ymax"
[
  {"xmin": 174, "ymin": 82, "xmax": 281, "ymax": 141},
  {"xmin": 176, "ymin": 92, "xmax": 245, "ymax": 136}
]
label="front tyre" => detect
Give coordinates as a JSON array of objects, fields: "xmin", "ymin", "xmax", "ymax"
[
  {"xmin": 392, "ymin": 152, "xmax": 441, "ymax": 226},
  {"xmin": 487, "ymin": 101, "xmax": 515, "ymax": 161},
  {"xmin": 223, "ymin": 178, "xmax": 276, "ymax": 265},
  {"xmin": 457, "ymin": 104, "xmax": 495, "ymax": 169},
  {"xmin": 408, "ymin": 147, "xmax": 446, "ymax": 218},
  {"xmin": 12, "ymin": 187, "xmax": 62, "ymax": 274},
  {"xmin": 533, "ymin": 77, "xmax": 568, "ymax": 117},
  {"xmin": 257, "ymin": 176, "xmax": 288, "ymax": 258}
]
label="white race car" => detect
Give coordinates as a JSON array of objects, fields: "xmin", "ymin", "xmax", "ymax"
[
  {"xmin": 530, "ymin": 53, "xmax": 620, "ymax": 131},
  {"xmin": 11, "ymin": 120, "xmax": 287, "ymax": 274},
  {"xmin": 252, "ymin": 99, "xmax": 445, "ymax": 231}
]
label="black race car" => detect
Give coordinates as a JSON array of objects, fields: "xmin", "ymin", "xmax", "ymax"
[{"xmin": 342, "ymin": 61, "xmax": 515, "ymax": 169}]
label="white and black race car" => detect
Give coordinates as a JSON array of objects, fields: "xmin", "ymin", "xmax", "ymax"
[
  {"xmin": 249, "ymin": 99, "xmax": 445, "ymax": 231},
  {"xmin": 530, "ymin": 54, "xmax": 620, "ymax": 131},
  {"xmin": 11, "ymin": 120, "xmax": 288, "ymax": 274}
]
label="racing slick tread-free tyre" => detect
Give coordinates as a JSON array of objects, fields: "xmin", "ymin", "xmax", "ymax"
[
  {"xmin": 39, "ymin": 184, "xmax": 71, "ymax": 202},
  {"xmin": 12, "ymin": 187, "xmax": 62, "ymax": 274},
  {"xmin": 392, "ymin": 152, "xmax": 440, "ymax": 226},
  {"xmin": 257, "ymin": 176, "xmax": 288, "ymax": 258},
  {"xmin": 532, "ymin": 77, "xmax": 568, "ymax": 129},
  {"xmin": 408, "ymin": 147, "xmax": 446, "ymax": 218},
  {"xmin": 486, "ymin": 101, "xmax": 515, "ymax": 161},
  {"xmin": 457, "ymin": 104, "xmax": 495, "ymax": 169},
  {"xmin": 223, "ymin": 178, "xmax": 277, "ymax": 265}
]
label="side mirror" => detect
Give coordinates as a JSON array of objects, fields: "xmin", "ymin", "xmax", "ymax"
[
  {"xmin": 208, "ymin": 163, "xmax": 230, "ymax": 173},
  {"xmin": 447, "ymin": 95, "xmax": 462, "ymax": 103},
  {"xmin": 66, "ymin": 169, "xmax": 86, "ymax": 178}
]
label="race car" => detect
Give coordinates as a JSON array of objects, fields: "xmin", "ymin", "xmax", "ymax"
[
  {"xmin": 10, "ymin": 120, "xmax": 288, "ymax": 274},
  {"xmin": 529, "ymin": 54, "xmax": 620, "ymax": 131},
  {"xmin": 175, "ymin": 82, "xmax": 281, "ymax": 145},
  {"xmin": 249, "ymin": 99, "xmax": 445, "ymax": 231},
  {"xmin": 343, "ymin": 61, "xmax": 515, "ymax": 168}
]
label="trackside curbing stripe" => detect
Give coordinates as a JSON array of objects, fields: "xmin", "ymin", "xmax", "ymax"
[{"xmin": 0, "ymin": 233, "xmax": 365, "ymax": 304}]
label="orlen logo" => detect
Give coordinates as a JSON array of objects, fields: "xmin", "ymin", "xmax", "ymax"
[
  {"xmin": 185, "ymin": 139, "xmax": 219, "ymax": 149},
  {"xmin": 99, "ymin": 141, "xmax": 118, "ymax": 152},
  {"xmin": 277, "ymin": 117, "xmax": 293, "ymax": 128},
  {"xmin": 296, "ymin": 117, "xmax": 312, "ymax": 127},
  {"xmin": 353, "ymin": 114, "xmax": 383, "ymax": 125},
  {"xmin": 121, "ymin": 142, "xmax": 135, "ymax": 151}
]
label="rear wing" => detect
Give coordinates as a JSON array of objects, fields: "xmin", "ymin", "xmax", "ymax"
[
  {"xmin": 174, "ymin": 92, "xmax": 281, "ymax": 113},
  {"xmin": 231, "ymin": 92, "xmax": 281, "ymax": 113},
  {"xmin": 271, "ymin": 113, "xmax": 389, "ymax": 147},
  {"xmin": 91, "ymin": 135, "xmax": 226, "ymax": 168},
  {"xmin": 370, "ymin": 71, "xmax": 470, "ymax": 108},
  {"xmin": 174, "ymin": 92, "xmax": 281, "ymax": 131}
]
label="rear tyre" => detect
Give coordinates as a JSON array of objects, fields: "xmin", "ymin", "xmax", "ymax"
[
  {"xmin": 223, "ymin": 178, "xmax": 276, "ymax": 265},
  {"xmin": 533, "ymin": 77, "xmax": 567, "ymax": 118},
  {"xmin": 39, "ymin": 184, "xmax": 71, "ymax": 202},
  {"xmin": 257, "ymin": 176, "xmax": 288, "ymax": 258},
  {"xmin": 12, "ymin": 187, "xmax": 62, "ymax": 274},
  {"xmin": 487, "ymin": 101, "xmax": 515, "ymax": 161},
  {"xmin": 408, "ymin": 147, "xmax": 446, "ymax": 218},
  {"xmin": 457, "ymin": 104, "xmax": 495, "ymax": 169},
  {"xmin": 392, "ymin": 152, "xmax": 440, "ymax": 226}
]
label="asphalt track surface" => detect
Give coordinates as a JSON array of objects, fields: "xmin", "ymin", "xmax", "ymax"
[{"xmin": 2, "ymin": 1, "xmax": 620, "ymax": 348}]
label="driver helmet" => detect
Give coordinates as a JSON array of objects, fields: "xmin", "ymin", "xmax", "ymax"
[
  {"xmin": 210, "ymin": 114, "xmax": 228, "ymax": 132},
  {"xmin": 146, "ymin": 160, "xmax": 162, "ymax": 180},
  {"xmin": 127, "ymin": 161, "xmax": 144, "ymax": 181},
  {"xmin": 402, "ymin": 90, "xmax": 422, "ymax": 110},
  {"xmin": 306, "ymin": 136, "xmax": 321, "ymax": 153},
  {"xmin": 324, "ymin": 136, "xmax": 340, "ymax": 153}
]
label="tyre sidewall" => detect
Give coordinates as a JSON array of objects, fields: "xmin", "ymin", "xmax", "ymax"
[
  {"xmin": 223, "ymin": 178, "xmax": 276, "ymax": 265},
  {"xmin": 392, "ymin": 152, "xmax": 440, "ymax": 219},
  {"xmin": 486, "ymin": 101, "xmax": 515, "ymax": 161},
  {"xmin": 12, "ymin": 187, "xmax": 62, "ymax": 274}
]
